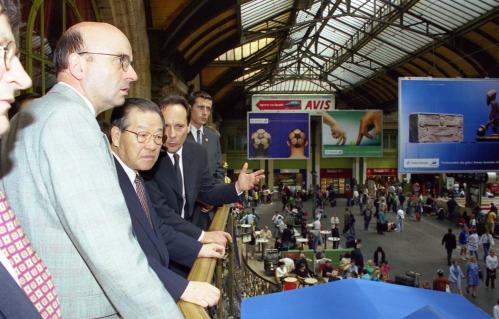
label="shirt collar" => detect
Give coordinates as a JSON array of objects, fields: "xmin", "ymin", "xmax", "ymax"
[
  {"xmin": 166, "ymin": 146, "xmax": 183, "ymax": 162},
  {"xmin": 190, "ymin": 125, "xmax": 203, "ymax": 137},
  {"xmin": 58, "ymin": 82, "xmax": 96, "ymax": 116},
  {"xmin": 112, "ymin": 152, "xmax": 137, "ymax": 186}
]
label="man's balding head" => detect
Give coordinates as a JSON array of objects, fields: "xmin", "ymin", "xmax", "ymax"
[
  {"xmin": 54, "ymin": 22, "xmax": 129, "ymax": 74},
  {"xmin": 53, "ymin": 22, "xmax": 138, "ymax": 114}
]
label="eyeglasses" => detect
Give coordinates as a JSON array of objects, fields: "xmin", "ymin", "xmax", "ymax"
[
  {"xmin": 124, "ymin": 129, "xmax": 165, "ymax": 146},
  {"xmin": 78, "ymin": 51, "xmax": 133, "ymax": 72},
  {"xmin": 1, "ymin": 41, "xmax": 16, "ymax": 71}
]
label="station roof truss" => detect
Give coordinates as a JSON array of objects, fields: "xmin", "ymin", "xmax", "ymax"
[{"xmin": 148, "ymin": 0, "xmax": 498, "ymax": 115}]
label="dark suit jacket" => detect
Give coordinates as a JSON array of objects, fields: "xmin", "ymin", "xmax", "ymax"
[
  {"xmin": 145, "ymin": 139, "xmax": 239, "ymax": 235},
  {"xmin": 115, "ymin": 158, "xmax": 202, "ymax": 301},
  {"xmin": 0, "ymin": 264, "xmax": 42, "ymax": 319},
  {"xmin": 188, "ymin": 126, "xmax": 224, "ymax": 183}
]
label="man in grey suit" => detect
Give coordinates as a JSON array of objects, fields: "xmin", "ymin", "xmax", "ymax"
[{"xmin": 0, "ymin": 22, "xmax": 183, "ymax": 318}]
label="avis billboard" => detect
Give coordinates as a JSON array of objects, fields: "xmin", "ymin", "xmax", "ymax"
[{"xmin": 251, "ymin": 94, "xmax": 335, "ymax": 113}]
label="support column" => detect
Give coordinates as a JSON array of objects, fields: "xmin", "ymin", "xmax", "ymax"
[{"xmin": 268, "ymin": 160, "xmax": 274, "ymax": 189}]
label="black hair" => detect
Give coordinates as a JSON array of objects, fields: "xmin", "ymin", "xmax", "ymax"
[
  {"xmin": 110, "ymin": 97, "xmax": 163, "ymax": 131},
  {"xmin": 158, "ymin": 95, "xmax": 191, "ymax": 123}
]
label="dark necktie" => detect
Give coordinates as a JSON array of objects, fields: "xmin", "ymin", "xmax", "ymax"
[
  {"xmin": 134, "ymin": 174, "xmax": 153, "ymax": 227},
  {"xmin": 173, "ymin": 153, "xmax": 184, "ymax": 192},
  {"xmin": 196, "ymin": 128, "xmax": 203, "ymax": 145}
]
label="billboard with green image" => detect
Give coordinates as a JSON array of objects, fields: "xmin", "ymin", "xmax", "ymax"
[{"xmin": 322, "ymin": 110, "xmax": 383, "ymax": 158}]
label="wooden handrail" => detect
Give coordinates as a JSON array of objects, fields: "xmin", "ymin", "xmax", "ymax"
[{"xmin": 178, "ymin": 205, "xmax": 231, "ymax": 318}]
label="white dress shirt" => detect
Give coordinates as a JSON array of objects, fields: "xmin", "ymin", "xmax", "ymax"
[
  {"xmin": 112, "ymin": 153, "xmax": 137, "ymax": 191},
  {"xmin": 0, "ymin": 248, "xmax": 19, "ymax": 285},
  {"xmin": 166, "ymin": 148, "xmax": 186, "ymax": 218},
  {"xmin": 190, "ymin": 125, "xmax": 204, "ymax": 144}
]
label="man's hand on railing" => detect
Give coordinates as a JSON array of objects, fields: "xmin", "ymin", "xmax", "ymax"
[
  {"xmin": 180, "ymin": 281, "xmax": 220, "ymax": 307},
  {"xmin": 200, "ymin": 230, "xmax": 232, "ymax": 246},
  {"xmin": 198, "ymin": 243, "xmax": 225, "ymax": 258}
]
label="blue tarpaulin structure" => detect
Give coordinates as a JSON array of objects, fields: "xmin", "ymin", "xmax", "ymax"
[{"xmin": 241, "ymin": 279, "xmax": 490, "ymax": 319}]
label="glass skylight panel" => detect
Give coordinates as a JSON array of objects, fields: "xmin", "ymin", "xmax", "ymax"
[
  {"xmin": 241, "ymin": 0, "xmax": 293, "ymax": 29},
  {"xmin": 333, "ymin": 67, "xmax": 364, "ymax": 84}
]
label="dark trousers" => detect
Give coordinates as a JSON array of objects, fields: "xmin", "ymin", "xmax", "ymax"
[
  {"xmin": 364, "ymin": 220, "xmax": 370, "ymax": 231},
  {"xmin": 486, "ymin": 268, "xmax": 496, "ymax": 288},
  {"xmin": 446, "ymin": 248, "xmax": 453, "ymax": 266}
]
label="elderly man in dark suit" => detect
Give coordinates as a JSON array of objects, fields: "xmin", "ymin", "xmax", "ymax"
[
  {"xmin": 145, "ymin": 95, "xmax": 264, "ymax": 239},
  {"xmin": 110, "ymin": 98, "xmax": 224, "ymax": 307}
]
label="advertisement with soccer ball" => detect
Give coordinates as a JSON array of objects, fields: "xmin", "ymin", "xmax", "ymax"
[{"xmin": 247, "ymin": 112, "xmax": 310, "ymax": 159}]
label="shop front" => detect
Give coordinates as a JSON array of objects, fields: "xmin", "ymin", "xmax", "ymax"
[
  {"xmin": 366, "ymin": 168, "xmax": 398, "ymax": 188},
  {"xmin": 410, "ymin": 174, "xmax": 443, "ymax": 197},
  {"xmin": 320, "ymin": 168, "xmax": 353, "ymax": 198},
  {"xmin": 274, "ymin": 169, "xmax": 307, "ymax": 190}
]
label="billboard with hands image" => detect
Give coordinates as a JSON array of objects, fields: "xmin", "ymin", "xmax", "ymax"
[{"xmin": 322, "ymin": 110, "xmax": 383, "ymax": 157}]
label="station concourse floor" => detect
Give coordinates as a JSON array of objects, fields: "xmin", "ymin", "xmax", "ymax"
[{"xmin": 244, "ymin": 197, "xmax": 497, "ymax": 317}]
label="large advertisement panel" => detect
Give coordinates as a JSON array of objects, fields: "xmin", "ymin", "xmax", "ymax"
[
  {"xmin": 399, "ymin": 78, "xmax": 499, "ymax": 173},
  {"xmin": 251, "ymin": 94, "xmax": 334, "ymax": 113},
  {"xmin": 322, "ymin": 110, "xmax": 383, "ymax": 158},
  {"xmin": 247, "ymin": 112, "xmax": 310, "ymax": 160}
]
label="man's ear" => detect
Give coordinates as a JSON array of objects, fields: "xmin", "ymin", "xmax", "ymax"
[
  {"xmin": 110, "ymin": 126, "xmax": 122, "ymax": 148},
  {"xmin": 68, "ymin": 52, "xmax": 85, "ymax": 80}
]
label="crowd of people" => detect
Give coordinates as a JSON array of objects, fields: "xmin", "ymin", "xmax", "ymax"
[
  {"xmin": 236, "ymin": 179, "xmax": 498, "ymax": 316},
  {"xmin": 0, "ymin": 3, "xmax": 266, "ymax": 317}
]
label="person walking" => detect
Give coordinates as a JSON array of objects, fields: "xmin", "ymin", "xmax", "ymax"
[
  {"xmin": 376, "ymin": 207, "xmax": 387, "ymax": 235},
  {"xmin": 396, "ymin": 208, "xmax": 405, "ymax": 232},
  {"xmin": 362, "ymin": 203, "xmax": 373, "ymax": 231},
  {"xmin": 442, "ymin": 228, "xmax": 457, "ymax": 266},
  {"xmin": 449, "ymin": 259, "xmax": 464, "ymax": 295},
  {"xmin": 468, "ymin": 229, "xmax": 479, "ymax": 260},
  {"xmin": 465, "ymin": 256, "xmax": 480, "ymax": 298},
  {"xmin": 480, "ymin": 231, "xmax": 495, "ymax": 262},
  {"xmin": 485, "ymin": 249, "xmax": 497, "ymax": 289},
  {"xmin": 458, "ymin": 226, "xmax": 469, "ymax": 260}
]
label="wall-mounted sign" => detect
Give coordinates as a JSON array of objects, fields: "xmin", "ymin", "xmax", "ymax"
[
  {"xmin": 247, "ymin": 112, "xmax": 310, "ymax": 160},
  {"xmin": 399, "ymin": 78, "xmax": 499, "ymax": 173},
  {"xmin": 251, "ymin": 94, "xmax": 335, "ymax": 113}
]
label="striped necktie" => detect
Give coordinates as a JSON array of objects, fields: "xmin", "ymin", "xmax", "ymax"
[
  {"xmin": 134, "ymin": 175, "xmax": 153, "ymax": 227},
  {"xmin": 0, "ymin": 193, "xmax": 61, "ymax": 319}
]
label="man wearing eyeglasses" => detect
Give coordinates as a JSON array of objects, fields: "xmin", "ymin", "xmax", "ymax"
[
  {"xmin": 1, "ymin": 22, "xmax": 184, "ymax": 318},
  {"xmin": 109, "ymin": 98, "xmax": 223, "ymax": 308}
]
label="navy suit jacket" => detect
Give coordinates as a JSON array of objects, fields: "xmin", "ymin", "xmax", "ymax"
[
  {"xmin": 145, "ymin": 139, "xmax": 239, "ymax": 235},
  {"xmin": 0, "ymin": 264, "xmax": 41, "ymax": 319},
  {"xmin": 115, "ymin": 158, "xmax": 202, "ymax": 301}
]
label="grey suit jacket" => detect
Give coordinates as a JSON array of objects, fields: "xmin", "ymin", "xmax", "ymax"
[
  {"xmin": 0, "ymin": 83, "xmax": 183, "ymax": 319},
  {"xmin": 188, "ymin": 126, "xmax": 224, "ymax": 183}
]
